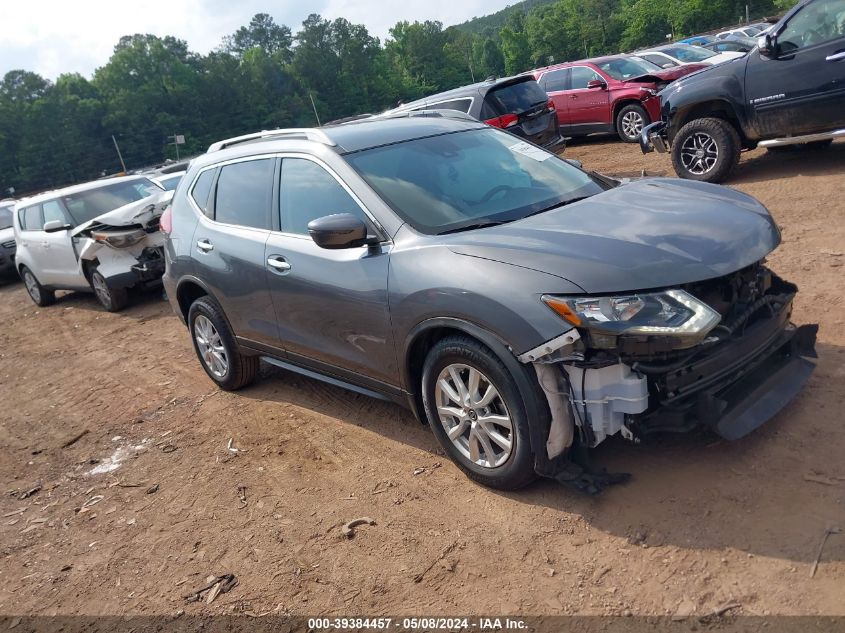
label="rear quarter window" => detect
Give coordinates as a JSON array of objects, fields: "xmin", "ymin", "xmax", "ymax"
[
  {"xmin": 190, "ymin": 169, "xmax": 216, "ymax": 216},
  {"xmin": 485, "ymin": 80, "xmax": 548, "ymax": 116}
]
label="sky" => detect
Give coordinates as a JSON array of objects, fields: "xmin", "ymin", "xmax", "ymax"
[{"xmin": 0, "ymin": 0, "xmax": 515, "ymax": 80}]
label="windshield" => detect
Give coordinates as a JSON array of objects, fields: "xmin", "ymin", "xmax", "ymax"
[
  {"xmin": 347, "ymin": 128, "xmax": 605, "ymax": 235},
  {"xmin": 662, "ymin": 45, "xmax": 717, "ymax": 62},
  {"xmin": 0, "ymin": 207, "xmax": 12, "ymax": 230},
  {"xmin": 596, "ymin": 57, "xmax": 662, "ymax": 80},
  {"xmin": 61, "ymin": 178, "xmax": 161, "ymax": 225}
]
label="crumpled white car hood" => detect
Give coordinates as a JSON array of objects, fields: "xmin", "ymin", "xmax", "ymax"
[
  {"xmin": 0, "ymin": 226, "xmax": 14, "ymax": 244},
  {"xmin": 72, "ymin": 190, "xmax": 174, "ymax": 236}
]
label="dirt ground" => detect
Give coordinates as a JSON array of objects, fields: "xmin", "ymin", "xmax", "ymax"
[{"xmin": 1, "ymin": 139, "xmax": 843, "ymax": 619}]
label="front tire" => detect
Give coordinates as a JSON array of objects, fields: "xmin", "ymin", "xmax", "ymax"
[
  {"xmin": 91, "ymin": 268, "xmax": 128, "ymax": 312},
  {"xmin": 421, "ymin": 336, "xmax": 535, "ymax": 490},
  {"xmin": 671, "ymin": 117, "xmax": 741, "ymax": 183},
  {"xmin": 188, "ymin": 296, "xmax": 259, "ymax": 391},
  {"xmin": 20, "ymin": 266, "xmax": 55, "ymax": 307},
  {"xmin": 616, "ymin": 103, "xmax": 650, "ymax": 143}
]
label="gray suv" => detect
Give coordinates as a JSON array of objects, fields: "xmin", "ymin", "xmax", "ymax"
[{"xmin": 162, "ymin": 116, "xmax": 816, "ymax": 492}]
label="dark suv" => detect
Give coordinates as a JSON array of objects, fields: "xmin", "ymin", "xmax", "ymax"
[
  {"xmin": 385, "ymin": 76, "xmax": 565, "ymax": 152},
  {"xmin": 641, "ymin": 0, "xmax": 845, "ymax": 182},
  {"xmin": 162, "ymin": 116, "xmax": 816, "ymax": 492}
]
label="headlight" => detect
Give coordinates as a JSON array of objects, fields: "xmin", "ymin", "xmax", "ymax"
[
  {"xmin": 641, "ymin": 87, "xmax": 659, "ymax": 96},
  {"xmin": 542, "ymin": 289, "xmax": 721, "ymax": 346},
  {"xmin": 91, "ymin": 228, "xmax": 146, "ymax": 248}
]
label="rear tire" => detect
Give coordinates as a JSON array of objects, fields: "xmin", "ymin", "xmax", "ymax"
[
  {"xmin": 20, "ymin": 266, "xmax": 55, "ymax": 307},
  {"xmin": 188, "ymin": 296, "xmax": 259, "ymax": 391},
  {"xmin": 615, "ymin": 103, "xmax": 650, "ymax": 143},
  {"xmin": 421, "ymin": 336, "xmax": 535, "ymax": 490},
  {"xmin": 91, "ymin": 268, "xmax": 128, "ymax": 312},
  {"xmin": 671, "ymin": 117, "xmax": 741, "ymax": 183}
]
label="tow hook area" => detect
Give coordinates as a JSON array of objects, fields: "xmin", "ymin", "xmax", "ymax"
[{"xmin": 640, "ymin": 121, "xmax": 668, "ymax": 154}]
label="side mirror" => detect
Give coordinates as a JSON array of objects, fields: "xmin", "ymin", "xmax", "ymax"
[
  {"xmin": 586, "ymin": 79, "xmax": 607, "ymax": 90},
  {"xmin": 758, "ymin": 33, "xmax": 776, "ymax": 57},
  {"xmin": 308, "ymin": 213, "xmax": 370, "ymax": 250},
  {"xmin": 43, "ymin": 220, "xmax": 71, "ymax": 233}
]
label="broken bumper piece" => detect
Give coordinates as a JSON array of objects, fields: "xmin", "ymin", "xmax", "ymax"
[{"xmin": 636, "ymin": 323, "xmax": 817, "ymax": 440}]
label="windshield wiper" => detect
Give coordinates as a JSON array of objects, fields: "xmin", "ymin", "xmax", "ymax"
[
  {"xmin": 438, "ymin": 219, "xmax": 507, "ymax": 235},
  {"xmin": 522, "ymin": 196, "xmax": 592, "ymax": 219}
]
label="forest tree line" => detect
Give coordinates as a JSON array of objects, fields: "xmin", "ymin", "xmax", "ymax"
[{"xmin": 0, "ymin": 0, "xmax": 792, "ymax": 195}]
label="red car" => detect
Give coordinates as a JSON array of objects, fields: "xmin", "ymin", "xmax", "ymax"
[{"xmin": 532, "ymin": 55, "xmax": 708, "ymax": 142}]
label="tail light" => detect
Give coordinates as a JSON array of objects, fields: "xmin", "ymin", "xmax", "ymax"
[
  {"xmin": 159, "ymin": 206, "xmax": 173, "ymax": 235},
  {"xmin": 546, "ymin": 99, "xmax": 556, "ymax": 112},
  {"xmin": 484, "ymin": 113, "xmax": 519, "ymax": 129}
]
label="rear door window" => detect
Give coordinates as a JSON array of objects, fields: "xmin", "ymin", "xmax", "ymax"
[
  {"xmin": 214, "ymin": 159, "xmax": 274, "ymax": 229},
  {"xmin": 540, "ymin": 69, "xmax": 569, "ymax": 92},
  {"xmin": 484, "ymin": 80, "xmax": 549, "ymax": 116}
]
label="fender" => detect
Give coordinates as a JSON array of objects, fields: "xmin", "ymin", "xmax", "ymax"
[
  {"xmin": 402, "ymin": 316, "xmax": 553, "ymax": 472},
  {"xmin": 659, "ymin": 59, "xmax": 752, "ymax": 142},
  {"xmin": 173, "ymin": 274, "xmax": 223, "ymax": 324}
]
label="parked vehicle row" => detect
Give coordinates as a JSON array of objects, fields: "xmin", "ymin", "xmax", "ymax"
[
  {"xmin": 532, "ymin": 55, "xmax": 706, "ymax": 142},
  {"xmin": 642, "ymin": 0, "xmax": 845, "ymax": 182}
]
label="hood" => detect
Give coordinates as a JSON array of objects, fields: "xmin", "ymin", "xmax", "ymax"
[
  {"xmin": 447, "ymin": 179, "xmax": 780, "ymax": 294},
  {"xmin": 708, "ymin": 51, "xmax": 746, "ymax": 64},
  {"xmin": 0, "ymin": 226, "xmax": 14, "ymax": 243},
  {"xmin": 626, "ymin": 64, "xmax": 710, "ymax": 86},
  {"xmin": 72, "ymin": 190, "xmax": 173, "ymax": 236}
]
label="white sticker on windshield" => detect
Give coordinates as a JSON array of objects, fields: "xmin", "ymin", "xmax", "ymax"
[{"xmin": 509, "ymin": 141, "xmax": 552, "ymax": 162}]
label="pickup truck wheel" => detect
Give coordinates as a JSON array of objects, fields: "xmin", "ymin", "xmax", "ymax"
[
  {"xmin": 421, "ymin": 336, "xmax": 535, "ymax": 490},
  {"xmin": 671, "ymin": 117, "xmax": 740, "ymax": 183},
  {"xmin": 616, "ymin": 104, "xmax": 650, "ymax": 143},
  {"xmin": 91, "ymin": 269, "xmax": 128, "ymax": 312},
  {"xmin": 188, "ymin": 296, "xmax": 259, "ymax": 391},
  {"xmin": 20, "ymin": 266, "xmax": 55, "ymax": 307}
]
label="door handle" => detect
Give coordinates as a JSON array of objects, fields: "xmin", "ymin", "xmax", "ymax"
[
  {"xmin": 570, "ymin": 95, "xmax": 578, "ymax": 99},
  {"xmin": 41, "ymin": 241, "xmax": 49, "ymax": 248},
  {"xmin": 826, "ymin": 51, "xmax": 845, "ymax": 61},
  {"xmin": 196, "ymin": 239, "xmax": 213, "ymax": 253},
  {"xmin": 267, "ymin": 256, "xmax": 291, "ymax": 273}
]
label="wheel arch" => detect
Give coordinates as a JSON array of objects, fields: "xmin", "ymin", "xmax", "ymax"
[
  {"xmin": 611, "ymin": 98, "xmax": 647, "ymax": 122},
  {"xmin": 402, "ymin": 318, "xmax": 551, "ymax": 471},
  {"xmin": 671, "ymin": 100, "xmax": 745, "ymax": 144},
  {"xmin": 175, "ymin": 276, "xmax": 214, "ymax": 324}
]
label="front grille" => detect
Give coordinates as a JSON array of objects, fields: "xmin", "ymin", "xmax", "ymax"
[{"xmin": 1, "ymin": 240, "xmax": 14, "ymax": 249}]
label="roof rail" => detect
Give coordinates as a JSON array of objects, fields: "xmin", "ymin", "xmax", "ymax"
[
  {"xmin": 207, "ymin": 128, "xmax": 336, "ymax": 153},
  {"xmin": 376, "ymin": 109, "xmax": 479, "ymax": 123}
]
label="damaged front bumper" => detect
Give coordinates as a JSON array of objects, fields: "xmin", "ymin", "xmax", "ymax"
[
  {"xmin": 522, "ymin": 272, "xmax": 817, "ymax": 463},
  {"xmin": 639, "ymin": 120, "xmax": 668, "ymax": 154}
]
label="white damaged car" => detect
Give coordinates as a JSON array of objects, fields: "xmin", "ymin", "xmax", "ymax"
[{"xmin": 12, "ymin": 176, "xmax": 171, "ymax": 311}]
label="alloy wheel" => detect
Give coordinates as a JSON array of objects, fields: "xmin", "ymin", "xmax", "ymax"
[
  {"xmin": 23, "ymin": 270, "xmax": 41, "ymax": 303},
  {"xmin": 92, "ymin": 273, "xmax": 111, "ymax": 307},
  {"xmin": 621, "ymin": 111, "xmax": 644, "ymax": 139},
  {"xmin": 680, "ymin": 132, "xmax": 719, "ymax": 175},
  {"xmin": 434, "ymin": 363, "xmax": 513, "ymax": 469},
  {"xmin": 194, "ymin": 315, "xmax": 228, "ymax": 378}
]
